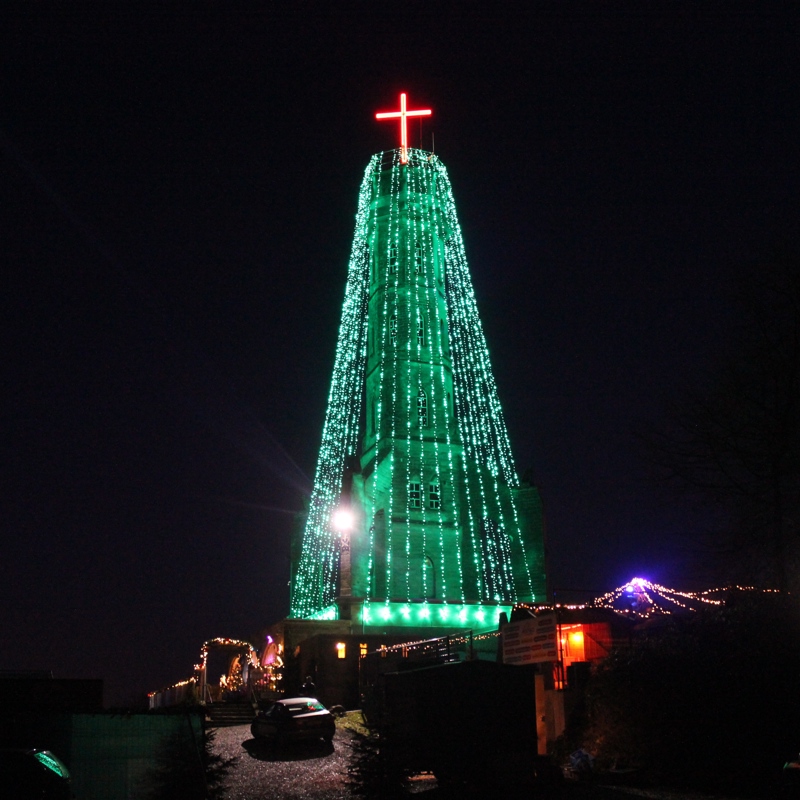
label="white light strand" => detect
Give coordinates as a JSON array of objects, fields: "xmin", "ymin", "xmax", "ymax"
[{"xmin": 289, "ymin": 156, "xmax": 377, "ymax": 618}]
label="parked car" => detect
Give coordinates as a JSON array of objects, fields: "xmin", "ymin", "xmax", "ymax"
[
  {"xmin": 250, "ymin": 697, "xmax": 336, "ymax": 745},
  {"xmin": 0, "ymin": 748, "xmax": 72, "ymax": 799}
]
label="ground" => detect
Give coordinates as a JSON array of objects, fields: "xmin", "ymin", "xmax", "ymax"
[
  {"xmin": 211, "ymin": 723, "xmax": 354, "ymax": 800},
  {"xmin": 210, "ymin": 722, "xmax": 762, "ymax": 800}
]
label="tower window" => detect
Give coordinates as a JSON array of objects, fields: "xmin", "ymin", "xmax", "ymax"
[
  {"xmin": 389, "ymin": 245, "xmax": 398, "ymax": 275},
  {"xmin": 423, "ymin": 555, "xmax": 436, "ymax": 599},
  {"xmin": 409, "ymin": 482, "xmax": 421, "ymax": 509},
  {"xmin": 414, "ymin": 243, "xmax": 423, "ymax": 274},
  {"xmin": 417, "ymin": 317, "xmax": 425, "ymax": 347},
  {"xmin": 417, "ymin": 389, "xmax": 428, "ymax": 427},
  {"xmin": 428, "ymin": 483, "xmax": 441, "ymax": 510},
  {"xmin": 390, "ymin": 313, "xmax": 397, "ymax": 345}
]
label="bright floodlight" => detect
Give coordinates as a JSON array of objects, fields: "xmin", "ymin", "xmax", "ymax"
[{"xmin": 331, "ymin": 507, "xmax": 354, "ymax": 532}]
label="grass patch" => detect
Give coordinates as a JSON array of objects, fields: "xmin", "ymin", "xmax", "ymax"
[{"xmin": 336, "ymin": 710, "xmax": 370, "ymax": 737}]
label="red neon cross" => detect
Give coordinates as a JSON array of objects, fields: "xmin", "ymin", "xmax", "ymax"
[{"xmin": 375, "ymin": 93, "xmax": 432, "ymax": 164}]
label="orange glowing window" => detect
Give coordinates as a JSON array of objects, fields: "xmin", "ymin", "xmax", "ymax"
[
  {"xmin": 336, "ymin": 642, "xmax": 346, "ymax": 659},
  {"xmin": 560, "ymin": 624, "xmax": 586, "ymax": 662},
  {"xmin": 359, "ymin": 642, "xmax": 368, "ymax": 657}
]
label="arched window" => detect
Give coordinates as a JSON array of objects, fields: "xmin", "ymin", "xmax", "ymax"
[
  {"xmin": 389, "ymin": 245, "xmax": 398, "ymax": 275},
  {"xmin": 423, "ymin": 555, "xmax": 436, "ymax": 599},
  {"xmin": 417, "ymin": 388, "xmax": 428, "ymax": 427},
  {"xmin": 414, "ymin": 243, "xmax": 423, "ymax": 275},
  {"xmin": 417, "ymin": 316, "xmax": 425, "ymax": 347}
]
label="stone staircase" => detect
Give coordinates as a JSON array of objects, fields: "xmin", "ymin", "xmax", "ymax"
[{"xmin": 205, "ymin": 701, "xmax": 255, "ymax": 727}]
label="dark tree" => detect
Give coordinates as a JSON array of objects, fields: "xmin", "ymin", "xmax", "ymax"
[
  {"xmin": 346, "ymin": 728, "xmax": 409, "ymax": 799},
  {"xmin": 645, "ymin": 254, "xmax": 800, "ymax": 591},
  {"xmin": 576, "ymin": 592, "xmax": 800, "ymax": 794}
]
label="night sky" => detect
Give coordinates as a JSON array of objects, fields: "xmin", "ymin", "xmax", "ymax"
[{"xmin": 2, "ymin": 5, "xmax": 798, "ymax": 705}]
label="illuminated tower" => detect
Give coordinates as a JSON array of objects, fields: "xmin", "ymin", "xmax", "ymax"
[{"xmin": 290, "ymin": 95, "xmax": 546, "ymax": 631}]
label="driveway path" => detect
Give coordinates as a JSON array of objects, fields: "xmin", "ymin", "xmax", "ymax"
[
  {"xmin": 211, "ymin": 723, "xmax": 355, "ymax": 800},
  {"xmin": 211, "ymin": 723, "xmax": 758, "ymax": 800}
]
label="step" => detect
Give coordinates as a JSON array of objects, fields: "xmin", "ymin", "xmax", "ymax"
[{"xmin": 206, "ymin": 702, "xmax": 255, "ymax": 726}]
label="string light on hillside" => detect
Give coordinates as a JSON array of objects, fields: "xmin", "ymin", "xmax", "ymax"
[{"xmin": 516, "ymin": 577, "xmax": 778, "ymax": 620}]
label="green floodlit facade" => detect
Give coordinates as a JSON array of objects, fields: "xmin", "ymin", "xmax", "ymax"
[{"xmin": 290, "ymin": 148, "xmax": 546, "ymax": 629}]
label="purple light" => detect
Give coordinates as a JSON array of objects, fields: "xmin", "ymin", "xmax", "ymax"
[{"xmin": 624, "ymin": 577, "xmax": 647, "ymax": 595}]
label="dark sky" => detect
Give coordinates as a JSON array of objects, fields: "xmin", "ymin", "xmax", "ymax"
[{"xmin": 2, "ymin": 4, "xmax": 798, "ymax": 705}]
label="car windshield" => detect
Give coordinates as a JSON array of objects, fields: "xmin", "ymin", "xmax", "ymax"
[{"xmin": 283, "ymin": 701, "xmax": 325, "ymax": 715}]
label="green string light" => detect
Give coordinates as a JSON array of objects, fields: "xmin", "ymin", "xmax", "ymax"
[{"xmin": 290, "ymin": 149, "xmax": 545, "ymax": 620}]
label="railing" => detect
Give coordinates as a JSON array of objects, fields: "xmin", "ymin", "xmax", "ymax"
[
  {"xmin": 378, "ymin": 147, "xmax": 435, "ymax": 170},
  {"xmin": 148, "ymin": 679, "xmax": 199, "ymax": 710}
]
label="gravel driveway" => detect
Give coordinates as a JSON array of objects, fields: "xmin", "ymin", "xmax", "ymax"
[
  {"xmin": 211, "ymin": 723, "xmax": 758, "ymax": 800},
  {"xmin": 211, "ymin": 723, "xmax": 355, "ymax": 800}
]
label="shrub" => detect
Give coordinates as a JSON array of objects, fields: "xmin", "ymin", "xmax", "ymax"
[{"xmin": 573, "ymin": 593, "xmax": 800, "ymax": 793}]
